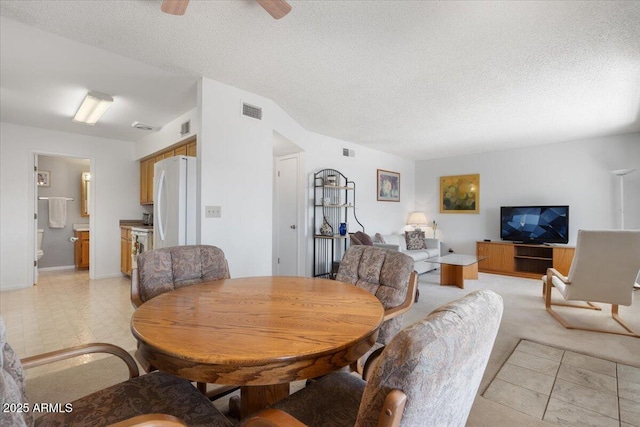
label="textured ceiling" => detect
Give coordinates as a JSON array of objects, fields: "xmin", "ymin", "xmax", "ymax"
[{"xmin": 1, "ymin": 1, "xmax": 639, "ymax": 159}]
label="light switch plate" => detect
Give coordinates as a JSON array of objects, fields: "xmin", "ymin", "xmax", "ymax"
[{"xmin": 205, "ymin": 206, "xmax": 221, "ymax": 218}]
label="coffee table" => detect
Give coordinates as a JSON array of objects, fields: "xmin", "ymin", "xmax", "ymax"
[{"xmin": 427, "ymin": 254, "xmax": 487, "ymax": 289}]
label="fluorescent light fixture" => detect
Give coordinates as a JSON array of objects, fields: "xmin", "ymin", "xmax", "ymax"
[{"xmin": 73, "ymin": 91, "xmax": 114, "ymax": 125}]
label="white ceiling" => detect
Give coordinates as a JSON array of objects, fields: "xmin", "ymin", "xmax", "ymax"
[{"xmin": 1, "ymin": 1, "xmax": 639, "ymax": 160}]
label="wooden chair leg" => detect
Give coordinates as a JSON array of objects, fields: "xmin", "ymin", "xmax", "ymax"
[
  {"xmin": 611, "ymin": 305, "xmax": 640, "ymax": 337},
  {"xmin": 546, "ymin": 286, "xmax": 639, "ymax": 337}
]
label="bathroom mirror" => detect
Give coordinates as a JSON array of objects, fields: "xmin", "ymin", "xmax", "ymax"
[{"xmin": 81, "ymin": 172, "xmax": 91, "ymax": 217}]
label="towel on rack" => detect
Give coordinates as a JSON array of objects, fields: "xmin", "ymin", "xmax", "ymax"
[{"xmin": 48, "ymin": 197, "xmax": 67, "ymax": 228}]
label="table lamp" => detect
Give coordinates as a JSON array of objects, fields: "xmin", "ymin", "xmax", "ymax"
[{"xmin": 407, "ymin": 212, "xmax": 428, "ymax": 231}]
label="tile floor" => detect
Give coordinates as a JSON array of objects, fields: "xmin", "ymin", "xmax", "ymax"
[
  {"xmin": 0, "ymin": 269, "xmax": 137, "ymax": 378},
  {"xmin": 483, "ymin": 339, "xmax": 640, "ymax": 427}
]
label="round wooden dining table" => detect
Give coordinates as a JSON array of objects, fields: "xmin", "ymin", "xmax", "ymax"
[{"xmin": 130, "ymin": 276, "xmax": 384, "ymax": 417}]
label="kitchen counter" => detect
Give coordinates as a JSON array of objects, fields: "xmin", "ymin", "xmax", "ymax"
[{"xmin": 119, "ymin": 220, "xmax": 152, "ymax": 230}]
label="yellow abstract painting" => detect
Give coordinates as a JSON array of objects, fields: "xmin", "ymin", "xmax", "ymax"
[{"xmin": 440, "ymin": 174, "xmax": 479, "ymax": 213}]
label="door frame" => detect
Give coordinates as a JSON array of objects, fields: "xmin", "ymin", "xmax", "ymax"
[
  {"xmin": 31, "ymin": 151, "xmax": 95, "ymax": 285},
  {"xmin": 273, "ymin": 152, "xmax": 305, "ymax": 276}
]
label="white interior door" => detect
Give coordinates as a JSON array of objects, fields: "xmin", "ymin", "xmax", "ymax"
[{"xmin": 276, "ymin": 155, "xmax": 299, "ymax": 276}]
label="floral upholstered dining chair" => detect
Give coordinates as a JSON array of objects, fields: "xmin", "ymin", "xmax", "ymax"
[
  {"xmin": 335, "ymin": 245, "xmax": 417, "ymax": 373},
  {"xmin": 0, "ymin": 317, "xmax": 233, "ymax": 427},
  {"xmin": 244, "ymin": 290, "xmax": 504, "ymax": 427},
  {"xmin": 130, "ymin": 244, "xmax": 235, "ymax": 398}
]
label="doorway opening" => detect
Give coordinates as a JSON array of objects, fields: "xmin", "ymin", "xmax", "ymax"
[
  {"xmin": 272, "ymin": 132, "xmax": 304, "ymax": 276},
  {"xmin": 34, "ymin": 153, "xmax": 92, "ymax": 285}
]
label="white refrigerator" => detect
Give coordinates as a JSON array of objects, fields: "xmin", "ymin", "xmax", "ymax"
[{"xmin": 154, "ymin": 156, "xmax": 196, "ymax": 249}]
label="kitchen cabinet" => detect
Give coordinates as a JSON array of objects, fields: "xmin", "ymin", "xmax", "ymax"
[
  {"xmin": 74, "ymin": 230, "xmax": 90, "ymax": 270},
  {"xmin": 187, "ymin": 141, "xmax": 196, "ymax": 157},
  {"xmin": 121, "ymin": 227, "xmax": 132, "ymax": 276},
  {"xmin": 139, "ymin": 158, "xmax": 151, "ymax": 205},
  {"xmin": 139, "ymin": 137, "xmax": 196, "ymax": 205}
]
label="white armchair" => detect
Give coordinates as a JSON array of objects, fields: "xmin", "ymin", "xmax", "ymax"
[{"xmin": 543, "ymin": 229, "xmax": 640, "ymax": 338}]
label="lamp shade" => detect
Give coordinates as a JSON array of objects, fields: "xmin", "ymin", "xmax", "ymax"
[{"xmin": 407, "ymin": 211, "xmax": 428, "ymax": 226}]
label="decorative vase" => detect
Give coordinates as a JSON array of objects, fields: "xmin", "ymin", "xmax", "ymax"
[
  {"xmin": 339, "ymin": 223, "xmax": 347, "ymax": 236},
  {"xmin": 320, "ymin": 217, "xmax": 333, "ymax": 236}
]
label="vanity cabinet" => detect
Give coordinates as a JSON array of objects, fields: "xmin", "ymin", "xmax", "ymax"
[
  {"xmin": 74, "ymin": 231, "xmax": 90, "ymax": 270},
  {"xmin": 139, "ymin": 136, "xmax": 196, "ymax": 205},
  {"xmin": 121, "ymin": 227, "xmax": 132, "ymax": 276}
]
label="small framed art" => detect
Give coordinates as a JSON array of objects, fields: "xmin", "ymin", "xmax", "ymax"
[
  {"xmin": 377, "ymin": 169, "xmax": 400, "ymax": 202},
  {"xmin": 37, "ymin": 170, "xmax": 50, "ymax": 187}
]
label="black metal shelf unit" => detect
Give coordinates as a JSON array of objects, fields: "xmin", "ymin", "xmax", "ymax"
[{"xmin": 313, "ymin": 169, "xmax": 364, "ymax": 278}]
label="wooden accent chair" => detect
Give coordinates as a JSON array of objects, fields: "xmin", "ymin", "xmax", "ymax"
[
  {"xmin": 244, "ymin": 290, "xmax": 504, "ymax": 427},
  {"xmin": 335, "ymin": 245, "xmax": 418, "ymax": 373},
  {"xmin": 0, "ymin": 317, "xmax": 232, "ymax": 427},
  {"xmin": 131, "ymin": 245, "xmax": 237, "ymax": 397},
  {"xmin": 543, "ymin": 229, "xmax": 640, "ymax": 337}
]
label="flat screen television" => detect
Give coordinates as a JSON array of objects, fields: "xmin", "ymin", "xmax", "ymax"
[{"xmin": 500, "ymin": 206, "xmax": 569, "ymax": 244}]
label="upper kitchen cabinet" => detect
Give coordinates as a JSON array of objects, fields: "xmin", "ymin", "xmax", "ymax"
[{"xmin": 139, "ymin": 136, "xmax": 196, "ymax": 205}]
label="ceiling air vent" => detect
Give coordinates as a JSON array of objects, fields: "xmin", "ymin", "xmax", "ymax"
[
  {"xmin": 242, "ymin": 102, "xmax": 263, "ymax": 120},
  {"xmin": 343, "ymin": 148, "xmax": 355, "ymax": 157},
  {"xmin": 180, "ymin": 120, "xmax": 191, "ymax": 136},
  {"xmin": 131, "ymin": 121, "xmax": 157, "ymax": 131}
]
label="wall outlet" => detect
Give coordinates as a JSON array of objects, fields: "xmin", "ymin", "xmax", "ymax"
[{"xmin": 205, "ymin": 206, "xmax": 221, "ymax": 218}]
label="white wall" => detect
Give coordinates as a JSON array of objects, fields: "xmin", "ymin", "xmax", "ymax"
[
  {"xmin": 137, "ymin": 78, "xmax": 415, "ymax": 277},
  {"xmin": 197, "ymin": 78, "xmax": 416, "ymax": 277},
  {"xmin": 415, "ymin": 133, "xmax": 640, "ymax": 255},
  {"xmin": 135, "ymin": 108, "xmax": 199, "ymax": 160},
  {"xmin": 0, "ymin": 122, "xmax": 144, "ymax": 289}
]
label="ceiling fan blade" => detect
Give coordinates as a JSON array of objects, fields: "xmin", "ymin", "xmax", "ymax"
[
  {"xmin": 256, "ymin": 0, "xmax": 292, "ymax": 19},
  {"xmin": 161, "ymin": 0, "xmax": 189, "ymax": 16}
]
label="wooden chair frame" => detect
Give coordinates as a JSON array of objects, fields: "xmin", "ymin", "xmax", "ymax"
[
  {"xmin": 244, "ymin": 387, "xmax": 408, "ymax": 427},
  {"xmin": 544, "ymin": 268, "xmax": 639, "ymax": 338},
  {"xmin": 21, "ymin": 343, "xmax": 188, "ymax": 427}
]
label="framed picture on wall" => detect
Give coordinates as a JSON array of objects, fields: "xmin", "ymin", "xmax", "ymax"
[
  {"xmin": 440, "ymin": 174, "xmax": 479, "ymax": 213},
  {"xmin": 377, "ymin": 169, "xmax": 400, "ymax": 202},
  {"xmin": 37, "ymin": 170, "xmax": 50, "ymax": 187}
]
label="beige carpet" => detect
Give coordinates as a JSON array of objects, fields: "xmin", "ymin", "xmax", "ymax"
[{"xmin": 24, "ymin": 271, "xmax": 640, "ymax": 426}]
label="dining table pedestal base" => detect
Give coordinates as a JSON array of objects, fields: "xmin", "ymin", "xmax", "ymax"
[
  {"xmin": 229, "ymin": 384, "xmax": 291, "ymax": 419},
  {"xmin": 238, "ymin": 384, "xmax": 290, "ymax": 418}
]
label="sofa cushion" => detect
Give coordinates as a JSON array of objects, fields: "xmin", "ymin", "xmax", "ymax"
[
  {"xmin": 351, "ymin": 231, "xmax": 374, "ymax": 246},
  {"xmin": 373, "ymin": 233, "xmax": 386, "ymax": 244},
  {"xmin": 380, "ymin": 234, "xmax": 405, "ymax": 250},
  {"xmin": 405, "ymin": 230, "xmax": 426, "ymax": 250},
  {"xmin": 404, "ymin": 251, "xmax": 429, "ymax": 263}
]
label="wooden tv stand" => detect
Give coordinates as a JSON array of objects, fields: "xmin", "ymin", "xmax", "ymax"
[{"xmin": 476, "ymin": 241, "xmax": 574, "ymax": 279}]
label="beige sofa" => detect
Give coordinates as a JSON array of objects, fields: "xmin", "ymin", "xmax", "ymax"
[{"xmin": 374, "ymin": 233, "xmax": 441, "ymax": 275}]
